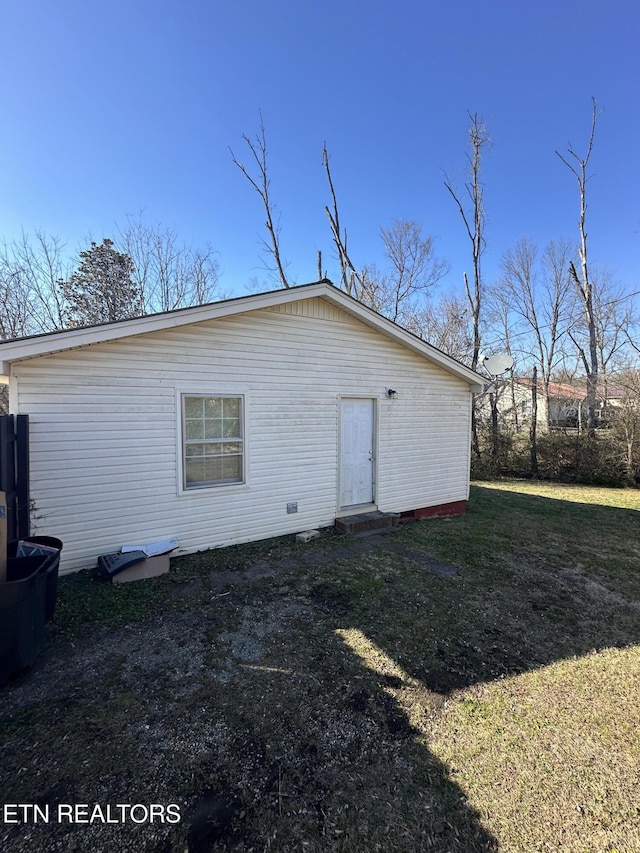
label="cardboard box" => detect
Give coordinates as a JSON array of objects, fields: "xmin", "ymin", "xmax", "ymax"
[{"xmin": 112, "ymin": 553, "xmax": 170, "ymax": 584}]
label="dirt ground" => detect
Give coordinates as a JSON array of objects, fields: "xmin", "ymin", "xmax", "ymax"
[{"xmin": 0, "ymin": 526, "xmax": 496, "ymax": 852}]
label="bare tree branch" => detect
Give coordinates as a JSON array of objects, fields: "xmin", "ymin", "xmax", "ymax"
[
  {"xmin": 0, "ymin": 230, "xmax": 70, "ymax": 336},
  {"xmin": 322, "ymin": 142, "xmax": 364, "ymax": 295},
  {"xmin": 117, "ymin": 213, "xmax": 221, "ymax": 312},
  {"xmin": 230, "ymin": 114, "xmax": 291, "ymax": 288}
]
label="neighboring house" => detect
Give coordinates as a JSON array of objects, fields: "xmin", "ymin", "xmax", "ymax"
[
  {"xmin": 482, "ymin": 376, "xmax": 622, "ymax": 430},
  {"xmin": 0, "ymin": 281, "xmax": 483, "ymax": 575}
]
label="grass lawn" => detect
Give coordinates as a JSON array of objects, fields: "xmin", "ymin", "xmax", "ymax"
[{"xmin": 1, "ymin": 480, "xmax": 640, "ymax": 852}]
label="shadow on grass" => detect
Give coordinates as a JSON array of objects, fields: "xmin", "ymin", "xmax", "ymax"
[
  {"xmin": 2, "ymin": 485, "xmax": 639, "ymax": 851},
  {"xmin": 340, "ymin": 485, "xmax": 640, "ymax": 694}
]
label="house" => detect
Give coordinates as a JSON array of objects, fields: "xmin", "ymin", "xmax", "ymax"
[
  {"xmin": 0, "ymin": 281, "xmax": 484, "ymax": 574},
  {"xmin": 481, "ymin": 376, "xmax": 622, "ymax": 431}
]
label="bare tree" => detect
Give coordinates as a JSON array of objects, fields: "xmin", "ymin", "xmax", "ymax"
[
  {"xmin": 378, "ymin": 220, "xmax": 448, "ymax": 323},
  {"xmin": 0, "ymin": 248, "xmax": 35, "ymax": 339},
  {"xmin": 117, "ymin": 214, "xmax": 221, "ymax": 312},
  {"xmin": 230, "ymin": 115, "xmax": 291, "ymax": 288},
  {"xmin": 444, "ymin": 112, "xmax": 490, "ymax": 459},
  {"xmin": 485, "ymin": 284, "xmax": 520, "ymax": 431},
  {"xmin": 337, "ymin": 221, "xmax": 448, "ymax": 326},
  {"xmin": 322, "ymin": 142, "xmax": 365, "ymax": 296},
  {"xmin": 610, "ymin": 366, "xmax": 640, "ymax": 481},
  {"xmin": 556, "ymin": 97, "xmax": 600, "ymax": 432},
  {"xmin": 0, "ymin": 230, "xmax": 70, "ymax": 336},
  {"xmin": 563, "ymin": 267, "xmax": 631, "ymax": 426},
  {"xmin": 407, "ymin": 295, "xmax": 472, "ymax": 362},
  {"xmin": 444, "ymin": 113, "xmax": 489, "ymax": 373},
  {"xmin": 592, "ymin": 270, "xmax": 632, "ymax": 406},
  {"xmin": 541, "ymin": 239, "xmax": 580, "ymax": 381},
  {"xmin": 496, "ymin": 237, "xmax": 574, "ymax": 429}
]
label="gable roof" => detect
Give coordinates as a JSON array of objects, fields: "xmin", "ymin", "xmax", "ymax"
[{"xmin": 0, "ymin": 280, "xmax": 484, "ymax": 392}]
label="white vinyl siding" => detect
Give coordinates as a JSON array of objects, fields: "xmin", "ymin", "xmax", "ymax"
[
  {"xmin": 11, "ymin": 298, "xmax": 473, "ymax": 574},
  {"xmin": 182, "ymin": 395, "xmax": 244, "ymax": 489}
]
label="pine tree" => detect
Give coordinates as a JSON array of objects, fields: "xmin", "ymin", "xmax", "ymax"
[{"xmin": 62, "ymin": 238, "xmax": 142, "ymax": 327}]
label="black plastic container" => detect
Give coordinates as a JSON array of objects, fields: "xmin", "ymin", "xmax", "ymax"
[
  {"xmin": 0, "ymin": 555, "xmax": 49, "ymax": 686},
  {"xmin": 7, "ymin": 536, "xmax": 63, "ymax": 622}
]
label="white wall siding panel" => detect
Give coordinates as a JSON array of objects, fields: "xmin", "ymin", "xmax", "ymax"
[
  {"xmin": 267, "ymin": 296, "xmax": 358, "ymax": 325},
  {"xmin": 14, "ymin": 302, "xmax": 473, "ymax": 573}
]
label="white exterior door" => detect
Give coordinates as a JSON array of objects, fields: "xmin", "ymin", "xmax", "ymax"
[{"xmin": 340, "ymin": 398, "xmax": 375, "ymax": 508}]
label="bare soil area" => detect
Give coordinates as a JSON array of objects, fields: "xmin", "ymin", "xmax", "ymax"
[{"xmin": 1, "ymin": 527, "xmax": 493, "ymax": 852}]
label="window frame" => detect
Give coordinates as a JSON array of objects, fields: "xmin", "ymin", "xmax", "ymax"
[{"xmin": 180, "ymin": 393, "xmax": 245, "ymax": 491}]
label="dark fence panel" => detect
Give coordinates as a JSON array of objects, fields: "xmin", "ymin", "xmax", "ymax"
[{"xmin": 0, "ymin": 414, "xmax": 30, "ymax": 540}]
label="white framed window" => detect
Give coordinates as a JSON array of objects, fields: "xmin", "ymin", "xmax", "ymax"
[{"xmin": 181, "ymin": 395, "xmax": 244, "ymax": 489}]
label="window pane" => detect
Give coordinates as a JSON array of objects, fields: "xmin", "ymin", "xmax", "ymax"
[
  {"xmin": 222, "ymin": 456, "xmax": 242, "ymax": 480},
  {"xmin": 205, "ymin": 397, "xmax": 223, "ymax": 418},
  {"xmin": 223, "ymin": 417, "xmax": 240, "ymax": 438},
  {"xmin": 185, "ymin": 419, "xmax": 204, "ymax": 440},
  {"xmin": 203, "ymin": 457, "xmax": 224, "ymax": 482},
  {"xmin": 223, "ymin": 398, "xmax": 240, "ymax": 418},
  {"xmin": 185, "ymin": 458, "xmax": 205, "ymax": 485},
  {"xmin": 184, "ymin": 397, "xmax": 204, "ymax": 418},
  {"xmin": 204, "ymin": 419, "xmax": 223, "ymax": 440},
  {"xmin": 203, "ymin": 443, "xmax": 224, "ymax": 458},
  {"xmin": 185, "ymin": 442, "xmax": 205, "ymax": 458},
  {"xmin": 222, "ymin": 442, "xmax": 241, "ymax": 455}
]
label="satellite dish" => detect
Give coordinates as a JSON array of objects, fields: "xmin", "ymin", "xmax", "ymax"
[{"xmin": 482, "ymin": 353, "xmax": 514, "ymax": 376}]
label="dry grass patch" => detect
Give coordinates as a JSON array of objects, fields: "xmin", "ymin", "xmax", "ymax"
[
  {"xmin": 475, "ymin": 478, "xmax": 640, "ymax": 511},
  {"xmin": 429, "ymin": 646, "xmax": 640, "ymax": 852}
]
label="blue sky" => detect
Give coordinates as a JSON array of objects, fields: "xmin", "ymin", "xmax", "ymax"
[{"xmin": 1, "ymin": 0, "xmax": 638, "ymax": 300}]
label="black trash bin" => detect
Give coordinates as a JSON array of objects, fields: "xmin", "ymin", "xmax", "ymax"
[
  {"xmin": 7, "ymin": 536, "xmax": 63, "ymax": 622},
  {"xmin": 0, "ymin": 554, "xmax": 49, "ymax": 686}
]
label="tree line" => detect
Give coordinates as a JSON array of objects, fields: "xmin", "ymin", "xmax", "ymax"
[{"xmin": 0, "ymin": 215, "xmax": 221, "ymax": 338}]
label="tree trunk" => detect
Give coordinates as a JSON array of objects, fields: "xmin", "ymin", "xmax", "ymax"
[
  {"xmin": 489, "ymin": 392, "xmax": 499, "ymax": 459},
  {"xmin": 557, "ymin": 99, "xmax": 599, "ymax": 434},
  {"xmin": 530, "ymin": 366, "xmax": 539, "ymax": 477},
  {"xmin": 510, "ymin": 374, "xmax": 520, "ymax": 431},
  {"xmin": 444, "ymin": 114, "xmax": 489, "ymax": 464}
]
